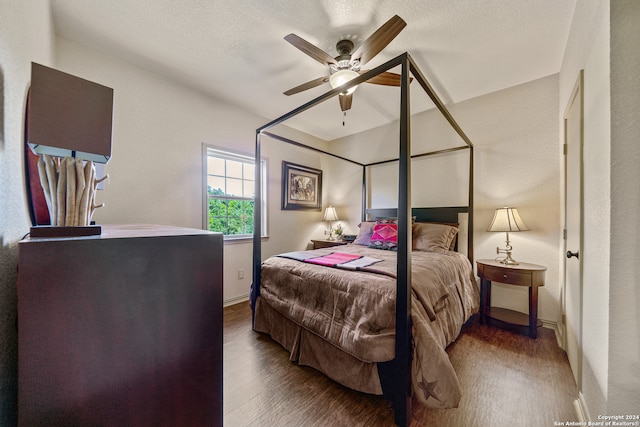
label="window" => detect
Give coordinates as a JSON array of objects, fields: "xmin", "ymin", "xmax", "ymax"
[{"xmin": 203, "ymin": 145, "xmax": 266, "ymax": 239}]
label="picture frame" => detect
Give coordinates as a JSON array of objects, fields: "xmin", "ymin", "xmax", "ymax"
[{"xmin": 281, "ymin": 161, "xmax": 322, "ymax": 211}]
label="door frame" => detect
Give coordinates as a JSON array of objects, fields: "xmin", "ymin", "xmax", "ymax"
[{"xmin": 563, "ymin": 69, "xmax": 584, "ymax": 390}]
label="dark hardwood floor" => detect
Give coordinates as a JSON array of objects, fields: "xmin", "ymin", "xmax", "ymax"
[{"xmin": 224, "ymin": 302, "xmax": 578, "ymax": 427}]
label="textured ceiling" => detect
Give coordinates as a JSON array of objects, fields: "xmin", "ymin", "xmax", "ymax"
[{"xmin": 51, "ymin": 0, "xmax": 576, "ymax": 141}]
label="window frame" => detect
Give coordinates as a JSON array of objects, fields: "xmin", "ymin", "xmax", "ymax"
[{"xmin": 202, "ymin": 144, "xmax": 267, "ymax": 241}]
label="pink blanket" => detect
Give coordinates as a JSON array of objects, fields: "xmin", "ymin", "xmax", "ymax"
[
  {"xmin": 306, "ymin": 252, "xmax": 361, "ymax": 266},
  {"xmin": 276, "ymin": 250, "xmax": 391, "ymax": 274}
]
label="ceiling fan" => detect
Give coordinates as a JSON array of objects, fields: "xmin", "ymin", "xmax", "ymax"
[{"xmin": 283, "ymin": 15, "xmax": 407, "ymax": 113}]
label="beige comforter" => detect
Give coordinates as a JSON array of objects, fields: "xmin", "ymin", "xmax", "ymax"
[{"xmin": 256, "ymin": 244, "xmax": 479, "ymax": 408}]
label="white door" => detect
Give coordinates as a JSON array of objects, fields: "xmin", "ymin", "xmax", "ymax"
[{"xmin": 564, "ymin": 71, "xmax": 584, "ymax": 388}]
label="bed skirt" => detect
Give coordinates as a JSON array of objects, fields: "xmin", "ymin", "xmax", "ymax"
[{"xmin": 254, "ymin": 297, "xmax": 384, "ymax": 395}]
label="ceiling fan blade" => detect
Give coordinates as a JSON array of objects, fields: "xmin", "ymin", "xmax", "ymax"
[
  {"xmin": 352, "ymin": 15, "xmax": 406, "ymax": 66},
  {"xmin": 361, "ymin": 71, "xmax": 413, "ymax": 86},
  {"xmin": 339, "ymin": 94, "xmax": 353, "ymax": 111},
  {"xmin": 283, "ymin": 76, "xmax": 330, "ymax": 96},
  {"xmin": 284, "ymin": 33, "xmax": 338, "ymax": 66}
]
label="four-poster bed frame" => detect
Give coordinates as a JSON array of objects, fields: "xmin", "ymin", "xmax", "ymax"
[{"xmin": 252, "ymin": 52, "xmax": 474, "ymax": 427}]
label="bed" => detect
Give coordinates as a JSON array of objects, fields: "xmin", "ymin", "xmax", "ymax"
[
  {"xmin": 252, "ymin": 209, "xmax": 478, "ymax": 409},
  {"xmin": 252, "ymin": 53, "xmax": 475, "ymax": 426}
]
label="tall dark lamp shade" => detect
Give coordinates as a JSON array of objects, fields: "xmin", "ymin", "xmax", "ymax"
[
  {"xmin": 26, "ymin": 62, "xmax": 114, "ymax": 237},
  {"xmin": 28, "ymin": 63, "xmax": 113, "ymax": 163},
  {"xmin": 487, "ymin": 207, "xmax": 529, "ymax": 265}
]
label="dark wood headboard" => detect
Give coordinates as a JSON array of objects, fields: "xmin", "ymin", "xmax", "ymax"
[{"xmin": 365, "ymin": 206, "xmax": 468, "ymax": 223}]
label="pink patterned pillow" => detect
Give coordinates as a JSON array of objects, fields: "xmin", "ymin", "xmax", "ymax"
[{"xmin": 369, "ymin": 221, "xmax": 398, "ymax": 250}]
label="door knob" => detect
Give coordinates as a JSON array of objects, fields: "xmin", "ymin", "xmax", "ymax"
[{"xmin": 566, "ymin": 250, "xmax": 579, "ymax": 259}]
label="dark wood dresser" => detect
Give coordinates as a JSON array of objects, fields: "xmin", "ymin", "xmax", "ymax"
[{"xmin": 17, "ymin": 224, "xmax": 223, "ymax": 426}]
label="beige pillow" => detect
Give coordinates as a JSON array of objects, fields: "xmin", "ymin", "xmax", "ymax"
[
  {"xmin": 412, "ymin": 222, "xmax": 459, "ymax": 253},
  {"xmin": 353, "ymin": 221, "xmax": 377, "ymax": 246}
]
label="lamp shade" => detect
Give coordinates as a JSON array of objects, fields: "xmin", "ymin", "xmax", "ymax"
[
  {"xmin": 27, "ymin": 62, "xmax": 114, "ymax": 164},
  {"xmin": 329, "ymin": 70, "xmax": 359, "ymax": 95},
  {"xmin": 487, "ymin": 207, "xmax": 530, "ymax": 232},
  {"xmin": 323, "ymin": 206, "xmax": 339, "ymax": 222}
]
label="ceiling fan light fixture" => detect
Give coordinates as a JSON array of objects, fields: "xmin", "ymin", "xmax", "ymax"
[{"xmin": 329, "ymin": 69, "xmax": 359, "ymax": 95}]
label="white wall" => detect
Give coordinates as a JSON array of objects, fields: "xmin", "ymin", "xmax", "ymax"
[
  {"xmin": 608, "ymin": 0, "xmax": 640, "ymax": 415},
  {"xmin": 330, "ymin": 74, "xmax": 562, "ymax": 324},
  {"xmin": 461, "ymin": 75, "xmax": 561, "ymax": 324},
  {"xmin": 559, "ymin": 0, "xmax": 611, "ymax": 417},
  {"xmin": 0, "ymin": 0, "xmax": 54, "ymax": 424},
  {"xmin": 55, "ymin": 38, "xmax": 264, "ymax": 229},
  {"xmin": 328, "ymin": 109, "xmax": 471, "ymax": 225},
  {"xmin": 54, "ymin": 39, "xmax": 329, "ymax": 304}
]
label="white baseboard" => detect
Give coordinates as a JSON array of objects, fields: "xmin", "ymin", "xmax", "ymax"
[
  {"xmin": 538, "ymin": 319, "xmax": 565, "ymax": 349},
  {"xmin": 545, "ymin": 321, "xmax": 587, "ymax": 424},
  {"xmin": 224, "ymin": 294, "xmax": 249, "ymax": 307},
  {"xmin": 574, "ymin": 392, "xmax": 589, "ymax": 422},
  {"xmin": 541, "ymin": 319, "xmax": 565, "ymax": 349},
  {"xmin": 541, "ymin": 318, "xmax": 556, "ymax": 330}
]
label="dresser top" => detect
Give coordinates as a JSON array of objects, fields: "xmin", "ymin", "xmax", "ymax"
[{"xmin": 23, "ymin": 224, "xmax": 221, "ymax": 243}]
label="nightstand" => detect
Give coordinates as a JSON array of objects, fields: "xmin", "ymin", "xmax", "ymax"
[
  {"xmin": 311, "ymin": 239, "xmax": 348, "ymax": 250},
  {"xmin": 477, "ymin": 259, "xmax": 546, "ymax": 339}
]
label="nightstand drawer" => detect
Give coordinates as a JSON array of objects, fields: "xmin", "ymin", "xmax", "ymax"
[{"xmin": 482, "ymin": 265, "xmax": 532, "ymax": 286}]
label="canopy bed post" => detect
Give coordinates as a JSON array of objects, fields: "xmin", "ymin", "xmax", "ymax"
[
  {"xmin": 468, "ymin": 146, "xmax": 474, "ymax": 262},
  {"xmin": 394, "ymin": 53, "xmax": 412, "ymax": 427},
  {"xmin": 361, "ymin": 165, "xmax": 367, "ymax": 222},
  {"xmin": 251, "ymin": 130, "xmax": 262, "ymax": 326}
]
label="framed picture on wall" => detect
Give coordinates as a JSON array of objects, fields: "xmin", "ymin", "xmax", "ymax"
[{"xmin": 281, "ymin": 161, "xmax": 322, "ymax": 211}]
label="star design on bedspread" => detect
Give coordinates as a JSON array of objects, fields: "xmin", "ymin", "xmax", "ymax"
[{"xmin": 417, "ymin": 379, "xmax": 442, "ymax": 403}]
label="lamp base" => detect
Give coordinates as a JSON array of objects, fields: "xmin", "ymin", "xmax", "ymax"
[
  {"xmin": 496, "ymin": 247, "xmax": 519, "ymax": 265},
  {"xmin": 30, "ymin": 225, "xmax": 102, "ymax": 238},
  {"xmin": 499, "ymin": 257, "xmax": 520, "ymax": 266}
]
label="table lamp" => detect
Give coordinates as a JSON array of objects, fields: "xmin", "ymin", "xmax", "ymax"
[
  {"xmin": 487, "ymin": 207, "xmax": 530, "ymax": 265},
  {"xmin": 323, "ymin": 206, "xmax": 339, "ymax": 241},
  {"xmin": 26, "ymin": 62, "xmax": 114, "ymax": 237}
]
